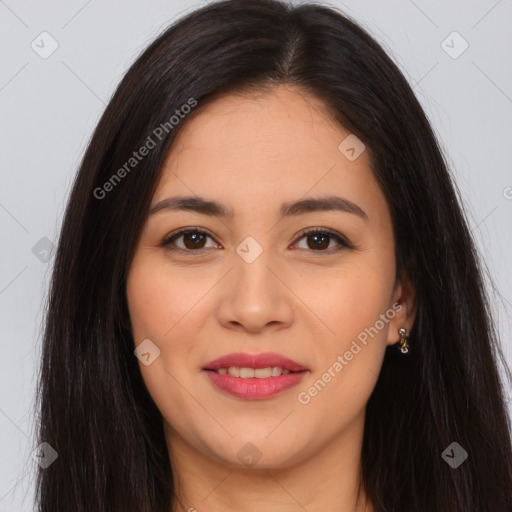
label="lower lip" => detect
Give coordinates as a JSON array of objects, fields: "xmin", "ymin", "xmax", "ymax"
[{"xmin": 204, "ymin": 370, "xmax": 308, "ymax": 400}]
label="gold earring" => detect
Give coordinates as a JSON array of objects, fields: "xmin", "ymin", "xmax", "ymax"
[{"xmin": 398, "ymin": 327, "xmax": 409, "ymax": 353}]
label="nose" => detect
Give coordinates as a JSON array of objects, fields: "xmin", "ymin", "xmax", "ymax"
[{"xmin": 215, "ymin": 246, "xmax": 294, "ymax": 334}]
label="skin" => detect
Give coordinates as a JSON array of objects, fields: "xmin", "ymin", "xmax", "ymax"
[{"xmin": 126, "ymin": 84, "xmax": 416, "ymax": 512}]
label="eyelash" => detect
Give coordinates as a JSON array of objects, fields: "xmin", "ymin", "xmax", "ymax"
[{"xmin": 159, "ymin": 226, "xmax": 354, "ymax": 255}]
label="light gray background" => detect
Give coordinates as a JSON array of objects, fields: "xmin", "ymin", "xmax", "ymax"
[{"xmin": 1, "ymin": 0, "xmax": 511, "ymax": 510}]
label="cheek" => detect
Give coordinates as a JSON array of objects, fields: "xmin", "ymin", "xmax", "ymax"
[
  {"xmin": 294, "ymin": 253, "xmax": 395, "ymax": 410},
  {"xmin": 126, "ymin": 254, "xmax": 218, "ymax": 401},
  {"xmin": 126, "ymin": 252, "xmax": 203, "ymax": 389},
  {"xmin": 126, "ymin": 254, "xmax": 209, "ymax": 433},
  {"xmin": 303, "ymin": 254, "xmax": 394, "ymax": 344},
  {"xmin": 127, "ymin": 252, "xmax": 207, "ymax": 341}
]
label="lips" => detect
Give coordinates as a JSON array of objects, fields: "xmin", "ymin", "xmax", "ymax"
[
  {"xmin": 202, "ymin": 352, "xmax": 309, "ymax": 400},
  {"xmin": 202, "ymin": 352, "xmax": 309, "ymax": 372}
]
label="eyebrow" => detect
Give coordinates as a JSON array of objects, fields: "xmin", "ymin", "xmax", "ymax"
[{"xmin": 149, "ymin": 195, "xmax": 369, "ymax": 222}]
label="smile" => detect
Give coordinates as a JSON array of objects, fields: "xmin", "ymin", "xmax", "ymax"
[
  {"xmin": 214, "ymin": 366, "xmax": 291, "ymax": 378},
  {"xmin": 204, "ymin": 369, "xmax": 308, "ymax": 399},
  {"xmin": 202, "ymin": 352, "xmax": 310, "ymax": 400}
]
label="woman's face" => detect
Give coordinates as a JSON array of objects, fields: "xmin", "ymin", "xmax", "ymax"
[{"xmin": 126, "ymin": 85, "xmax": 415, "ymax": 469}]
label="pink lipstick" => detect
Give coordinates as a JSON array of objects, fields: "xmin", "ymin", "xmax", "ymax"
[{"xmin": 202, "ymin": 352, "xmax": 309, "ymax": 400}]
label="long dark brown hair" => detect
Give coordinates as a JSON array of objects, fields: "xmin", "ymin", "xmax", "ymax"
[{"xmin": 35, "ymin": 0, "xmax": 512, "ymax": 510}]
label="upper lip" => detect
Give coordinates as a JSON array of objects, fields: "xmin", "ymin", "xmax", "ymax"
[{"xmin": 203, "ymin": 352, "xmax": 309, "ymax": 372}]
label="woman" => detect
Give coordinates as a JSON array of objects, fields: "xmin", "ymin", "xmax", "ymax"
[{"xmin": 36, "ymin": 0, "xmax": 512, "ymax": 510}]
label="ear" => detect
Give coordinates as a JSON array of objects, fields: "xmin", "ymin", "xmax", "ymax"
[{"xmin": 386, "ymin": 269, "xmax": 417, "ymax": 347}]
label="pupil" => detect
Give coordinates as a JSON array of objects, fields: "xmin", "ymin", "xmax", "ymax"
[
  {"xmin": 309, "ymin": 234, "xmax": 328, "ymax": 250},
  {"xmin": 185, "ymin": 233, "xmax": 204, "ymax": 249}
]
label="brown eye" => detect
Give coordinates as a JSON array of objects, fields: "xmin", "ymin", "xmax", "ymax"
[
  {"xmin": 161, "ymin": 227, "xmax": 352, "ymax": 255},
  {"xmin": 161, "ymin": 229, "xmax": 218, "ymax": 252},
  {"xmin": 294, "ymin": 228, "xmax": 351, "ymax": 252},
  {"xmin": 305, "ymin": 233, "xmax": 330, "ymax": 250},
  {"xmin": 181, "ymin": 232, "xmax": 207, "ymax": 249}
]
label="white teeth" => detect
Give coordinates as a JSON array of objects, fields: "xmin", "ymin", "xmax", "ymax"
[
  {"xmin": 271, "ymin": 366, "xmax": 282, "ymax": 377},
  {"xmin": 239, "ymin": 367, "xmax": 255, "ymax": 378},
  {"xmin": 227, "ymin": 366, "xmax": 240, "ymax": 377},
  {"xmin": 255, "ymin": 367, "xmax": 273, "ymax": 378},
  {"xmin": 216, "ymin": 366, "xmax": 291, "ymax": 378}
]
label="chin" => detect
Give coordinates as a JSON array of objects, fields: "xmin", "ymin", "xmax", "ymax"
[{"xmin": 208, "ymin": 435, "xmax": 310, "ymax": 470}]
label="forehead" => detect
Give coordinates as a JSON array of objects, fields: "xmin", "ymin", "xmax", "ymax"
[
  {"xmin": 154, "ymin": 85, "xmax": 387, "ymax": 227},
  {"xmin": 165, "ymin": 85, "xmax": 348, "ymax": 168}
]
